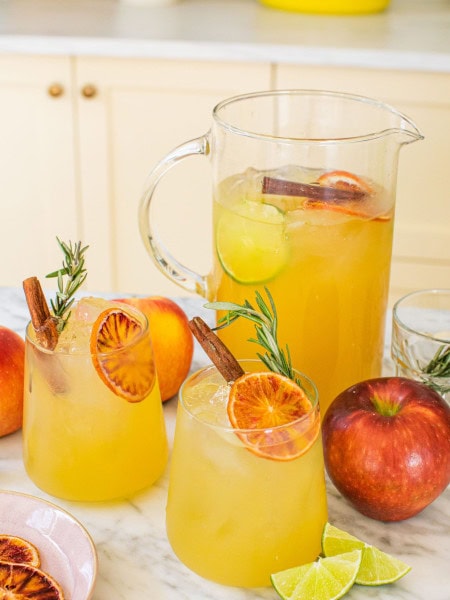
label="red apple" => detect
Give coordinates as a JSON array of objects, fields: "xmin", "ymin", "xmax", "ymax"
[
  {"xmin": 322, "ymin": 377, "xmax": 450, "ymax": 522},
  {"xmin": 116, "ymin": 296, "xmax": 193, "ymax": 402},
  {"xmin": 0, "ymin": 325, "xmax": 25, "ymax": 436}
]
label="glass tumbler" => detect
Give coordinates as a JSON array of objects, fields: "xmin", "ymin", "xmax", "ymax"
[
  {"xmin": 23, "ymin": 299, "xmax": 169, "ymax": 501},
  {"xmin": 392, "ymin": 289, "xmax": 450, "ymax": 403},
  {"xmin": 166, "ymin": 360, "xmax": 328, "ymax": 587}
]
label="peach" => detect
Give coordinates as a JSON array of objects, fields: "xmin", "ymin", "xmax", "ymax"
[
  {"xmin": 116, "ymin": 297, "xmax": 193, "ymax": 402},
  {"xmin": 0, "ymin": 326, "xmax": 25, "ymax": 436}
]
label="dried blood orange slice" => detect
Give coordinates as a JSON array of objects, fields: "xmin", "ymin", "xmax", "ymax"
[
  {"xmin": 0, "ymin": 562, "xmax": 64, "ymax": 599},
  {"xmin": 316, "ymin": 170, "xmax": 373, "ymax": 195},
  {"xmin": 90, "ymin": 307, "xmax": 156, "ymax": 403},
  {"xmin": 306, "ymin": 170, "xmax": 390, "ymax": 220},
  {"xmin": 0, "ymin": 535, "xmax": 40, "ymax": 567},
  {"xmin": 227, "ymin": 372, "xmax": 320, "ymax": 461}
]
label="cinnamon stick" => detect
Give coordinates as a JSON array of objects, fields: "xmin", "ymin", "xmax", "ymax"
[
  {"xmin": 23, "ymin": 277, "xmax": 59, "ymax": 350},
  {"xmin": 189, "ymin": 317, "xmax": 244, "ymax": 383},
  {"xmin": 262, "ymin": 176, "xmax": 367, "ymax": 201}
]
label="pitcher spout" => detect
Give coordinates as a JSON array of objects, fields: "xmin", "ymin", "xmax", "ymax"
[{"xmin": 393, "ymin": 114, "xmax": 424, "ymax": 146}]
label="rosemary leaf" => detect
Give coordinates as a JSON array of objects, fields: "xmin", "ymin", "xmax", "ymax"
[
  {"xmin": 46, "ymin": 237, "xmax": 89, "ymax": 332},
  {"xmin": 206, "ymin": 287, "xmax": 300, "ymax": 385}
]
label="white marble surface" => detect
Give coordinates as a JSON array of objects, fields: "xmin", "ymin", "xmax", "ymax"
[
  {"xmin": 0, "ymin": 286, "xmax": 449, "ymax": 600},
  {"xmin": 0, "ymin": 0, "xmax": 449, "ymax": 72}
]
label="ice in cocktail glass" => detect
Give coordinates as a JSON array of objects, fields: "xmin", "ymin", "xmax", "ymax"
[
  {"xmin": 166, "ymin": 359, "xmax": 328, "ymax": 588},
  {"xmin": 23, "ymin": 297, "xmax": 168, "ymax": 501}
]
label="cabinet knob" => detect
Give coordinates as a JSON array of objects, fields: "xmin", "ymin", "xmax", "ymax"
[
  {"xmin": 81, "ymin": 84, "xmax": 98, "ymax": 99},
  {"xmin": 47, "ymin": 83, "xmax": 64, "ymax": 98}
]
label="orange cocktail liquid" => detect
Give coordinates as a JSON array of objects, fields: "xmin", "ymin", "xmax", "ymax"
[
  {"xmin": 210, "ymin": 166, "xmax": 394, "ymax": 416},
  {"xmin": 166, "ymin": 364, "xmax": 328, "ymax": 587},
  {"xmin": 23, "ymin": 298, "xmax": 168, "ymax": 501}
]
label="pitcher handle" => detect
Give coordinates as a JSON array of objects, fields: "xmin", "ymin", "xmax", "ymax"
[{"xmin": 139, "ymin": 134, "xmax": 210, "ymax": 297}]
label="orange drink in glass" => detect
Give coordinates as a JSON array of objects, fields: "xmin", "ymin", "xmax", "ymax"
[
  {"xmin": 166, "ymin": 360, "xmax": 328, "ymax": 587},
  {"xmin": 23, "ymin": 297, "xmax": 168, "ymax": 501}
]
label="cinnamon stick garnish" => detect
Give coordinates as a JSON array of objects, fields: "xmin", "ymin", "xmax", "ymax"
[
  {"xmin": 23, "ymin": 277, "xmax": 59, "ymax": 350},
  {"xmin": 189, "ymin": 317, "xmax": 244, "ymax": 383},
  {"xmin": 262, "ymin": 176, "xmax": 367, "ymax": 202}
]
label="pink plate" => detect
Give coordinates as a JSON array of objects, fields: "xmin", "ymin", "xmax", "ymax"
[{"xmin": 0, "ymin": 490, "xmax": 97, "ymax": 599}]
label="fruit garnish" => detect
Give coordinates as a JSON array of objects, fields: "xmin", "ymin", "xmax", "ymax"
[
  {"xmin": 90, "ymin": 307, "xmax": 156, "ymax": 403},
  {"xmin": 0, "ymin": 562, "xmax": 64, "ymax": 599},
  {"xmin": 316, "ymin": 170, "xmax": 373, "ymax": 194},
  {"xmin": 321, "ymin": 523, "xmax": 411, "ymax": 586},
  {"xmin": 216, "ymin": 201, "xmax": 289, "ymax": 283},
  {"xmin": 228, "ymin": 371, "xmax": 319, "ymax": 461},
  {"xmin": 271, "ymin": 550, "xmax": 362, "ymax": 600},
  {"xmin": 0, "ymin": 534, "xmax": 40, "ymax": 567},
  {"xmin": 191, "ymin": 289, "xmax": 320, "ymax": 460},
  {"xmin": 262, "ymin": 172, "xmax": 390, "ymax": 221}
]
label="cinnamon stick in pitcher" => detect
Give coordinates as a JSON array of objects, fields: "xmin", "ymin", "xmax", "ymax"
[
  {"xmin": 189, "ymin": 317, "xmax": 244, "ymax": 383},
  {"xmin": 262, "ymin": 176, "xmax": 367, "ymax": 201}
]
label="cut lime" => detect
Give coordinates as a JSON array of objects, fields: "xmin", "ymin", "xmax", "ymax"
[
  {"xmin": 216, "ymin": 200, "xmax": 289, "ymax": 284},
  {"xmin": 322, "ymin": 523, "xmax": 411, "ymax": 586},
  {"xmin": 271, "ymin": 550, "xmax": 361, "ymax": 600}
]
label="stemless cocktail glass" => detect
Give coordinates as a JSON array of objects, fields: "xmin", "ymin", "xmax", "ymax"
[
  {"xmin": 140, "ymin": 90, "xmax": 423, "ymax": 416},
  {"xmin": 23, "ymin": 297, "xmax": 168, "ymax": 501},
  {"xmin": 166, "ymin": 360, "xmax": 328, "ymax": 587},
  {"xmin": 392, "ymin": 289, "xmax": 450, "ymax": 403}
]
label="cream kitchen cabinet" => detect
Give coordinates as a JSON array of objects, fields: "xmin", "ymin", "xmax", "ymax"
[
  {"xmin": 75, "ymin": 57, "xmax": 271, "ymax": 296},
  {"xmin": 0, "ymin": 54, "xmax": 271, "ymax": 296},
  {"xmin": 0, "ymin": 55, "xmax": 79, "ymax": 289},
  {"xmin": 274, "ymin": 64, "xmax": 450, "ymax": 304}
]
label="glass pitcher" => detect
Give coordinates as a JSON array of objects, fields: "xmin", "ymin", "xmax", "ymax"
[{"xmin": 139, "ymin": 90, "xmax": 423, "ymax": 415}]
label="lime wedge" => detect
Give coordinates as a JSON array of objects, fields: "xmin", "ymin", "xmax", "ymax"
[
  {"xmin": 216, "ymin": 201, "xmax": 288, "ymax": 284},
  {"xmin": 322, "ymin": 523, "xmax": 411, "ymax": 586},
  {"xmin": 271, "ymin": 550, "xmax": 362, "ymax": 600}
]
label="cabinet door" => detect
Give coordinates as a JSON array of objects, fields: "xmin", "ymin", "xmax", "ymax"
[
  {"xmin": 274, "ymin": 65, "xmax": 450, "ymax": 304},
  {"xmin": 0, "ymin": 55, "xmax": 79, "ymax": 289},
  {"xmin": 75, "ymin": 57, "xmax": 272, "ymax": 296}
]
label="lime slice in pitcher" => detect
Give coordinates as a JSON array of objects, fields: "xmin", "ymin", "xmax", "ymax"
[{"xmin": 216, "ymin": 201, "xmax": 289, "ymax": 284}]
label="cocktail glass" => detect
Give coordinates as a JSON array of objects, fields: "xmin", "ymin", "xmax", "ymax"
[
  {"xmin": 166, "ymin": 359, "xmax": 327, "ymax": 587},
  {"xmin": 23, "ymin": 297, "xmax": 168, "ymax": 501},
  {"xmin": 392, "ymin": 289, "xmax": 450, "ymax": 404}
]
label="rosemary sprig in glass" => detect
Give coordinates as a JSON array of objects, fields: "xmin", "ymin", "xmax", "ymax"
[
  {"xmin": 421, "ymin": 343, "xmax": 450, "ymax": 395},
  {"xmin": 205, "ymin": 287, "xmax": 300, "ymax": 385},
  {"xmin": 46, "ymin": 238, "xmax": 89, "ymax": 333}
]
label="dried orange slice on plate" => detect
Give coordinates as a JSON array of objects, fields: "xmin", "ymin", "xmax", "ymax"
[
  {"xmin": 0, "ymin": 562, "xmax": 64, "ymax": 599},
  {"xmin": 228, "ymin": 372, "xmax": 320, "ymax": 461},
  {"xmin": 90, "ymin": 307, "xmax": 156, "ymax": 403},
  {"xmin": 0, "ymin": 535, "xmax": 40, "ymax": 567}
]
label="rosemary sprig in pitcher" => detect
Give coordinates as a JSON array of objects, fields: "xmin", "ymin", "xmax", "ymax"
[{"xmin": 205, "ymin": 288, "xmax": 300, "ymax": 385}]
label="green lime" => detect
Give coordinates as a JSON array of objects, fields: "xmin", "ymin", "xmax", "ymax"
[
  {"xmin": 216, "ymin": 200, "xmax": 289, "ymax": 284},
  {"xmin": 271, "ymin": 550, "xmax": 362, "ymax": 600},
  {"xmin": 322, "ymin": 523, "xmax": 411, "ymax": 586}
]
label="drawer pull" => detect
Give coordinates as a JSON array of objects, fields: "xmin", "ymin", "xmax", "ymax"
[
  {"xmin": 47, "ymin": 83, "xmax": 64, "ymax": 98},
  {"xmin": 81, "ymin": 84, "xmax": 98, "ymax": 99}
]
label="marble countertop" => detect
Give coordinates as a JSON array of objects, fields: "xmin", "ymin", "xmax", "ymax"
[
  {"xmin": 0, "ymin": 286, "xmax": 449, "ymax": 600},
  {"xmin": 0, "ymin": 0, "xmax": 449, "ymax": 72}
]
